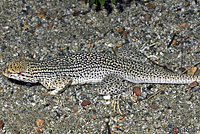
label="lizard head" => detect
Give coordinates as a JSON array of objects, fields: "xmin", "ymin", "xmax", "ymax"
[{"xmin": 2, "ymin": 61, "xmax": 37, "ymax": 83}]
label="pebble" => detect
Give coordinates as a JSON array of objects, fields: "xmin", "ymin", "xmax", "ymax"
[
  {"xmin": 36, "ymin": 119, "xmax": 45, "ymax": 126},
  {"xmin": 133, "ymin": 87, "xmax": 141, "ymax": 96},
  {"xmin": 92, "ymin": 116, "xmax": 97, "ymax": 119},
  {"xmin": 35, "ymin": 127, "xmax": 43, "ymax": 133},
  {"xmin": 81, "ymin": 100, "xmax": 91, "ymax": 106},
  {"xmin": 185, "ymin": 81, "xmax": 198, "ymax": 90},
  {"xmin": 14, "ymin": 131, "xmax": 20, "ymax": 134},
  {"xmin": 0, "ymin": 120, "xmax": 4, "ymax": 129}
]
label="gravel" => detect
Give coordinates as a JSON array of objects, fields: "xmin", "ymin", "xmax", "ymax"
[{"xmin": 0, "ymin": 0, "xmax": 200, "ymax": 133}]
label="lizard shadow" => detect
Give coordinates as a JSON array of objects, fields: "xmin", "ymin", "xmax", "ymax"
[
  {"xmin": 7, "ymin": 78, "xmax": 40, "ymax": 87},
  {"xmin": 7, "ymin": 78, "xmax": 66, "ymax": 94}
]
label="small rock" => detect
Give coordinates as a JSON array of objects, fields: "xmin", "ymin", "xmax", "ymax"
[
  {"xmin": 132, "ymin": 39, "xmax": 136, "ymax": 42},
  {"xmin": 0, "ymin": 120, "xmax": 4, "ymax": 129},
  {"xmin": 186, "ymin": 81, "xmax": 198, "ymax": 90},
  {"xmin": 81, "ymin": 100, "xmax": 91, "ymax": 106},
  {"xmin": 37, "ymin": 14, "xmax": 44, "ymax": 17},
  {"xmin": 36, "ymin": 119, "xmax": 45, "ymax": 126},
  {"xmin": 146, "ymin": 2, "xmax": 156, "ymax": 9},
  {"xmin": 181, "ymin": 23, "xmax": 188, "ymax": 28},
  {"xmin": 187, "ymin": 67, "xmax": 197, "ymax": 75},
  {"xmin": 92, "ymin": 116, "xmax": 97, "ymax": 119},
  {"xmin": 35, "ymin": 127, "xmax": 43, "ymax": 133},
  {"xmin": 73, "ymin": 109, "xmax": 77, "ymax": 113},
  {"xmin": 14, "ymin": 131, "xmax": 20, "ymax": 134},
  {"xmin": 131, "ymin": 26, "xmax": 135, "ymax": 29},
  {"xmin": 119, "ymin": 116, "xmax": 124, "ymax": 120},
  {"xmin": 183, "ymin": 1, "xmax": 190, "ymax": 7},
  {"xmin": 116, "ymin": 44, "xmax": 122, "ymax": 47},
  {"xmin": 24, "ymin": 25, "xmax": 29, "ymax": 28},
  {"xmin": 133, "ymin": 87, "xmax": 141, "ymax": 96},
  {"xmin": 104, "ymin": 118, "xmax": 109, "ymax": 123},
  {"xmin": 116, "ymin": 125, "xmax": 121, "ymax": 128},
  {"xmin": 49, "ymin": 23, "xmax": 53, "ymax": 28},
  {"xmin": 172, "ymin": 40, "xmax": 177, "ymax": 45}
]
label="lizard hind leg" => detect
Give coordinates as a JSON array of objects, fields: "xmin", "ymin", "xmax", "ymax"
[
  {"xmin": 98, "ymin": 74, "xmax": 132, "ymax": 95},
  {"xmin": 98, "ymin": 74, "xmax": 134, "ymax": 114}
]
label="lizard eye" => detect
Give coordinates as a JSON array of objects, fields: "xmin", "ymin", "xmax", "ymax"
[{"xmin": 16, "ymin": 72, "xmax": 22, "ymax": 75}]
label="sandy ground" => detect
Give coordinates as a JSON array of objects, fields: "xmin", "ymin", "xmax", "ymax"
[{"xmin": 0, "ymin": 0, "xmax": 200, "ymax": 133}]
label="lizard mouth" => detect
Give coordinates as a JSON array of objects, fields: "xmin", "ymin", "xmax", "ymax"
[
  {"xmin": 2, "ymin": 68, "xmax": 9, "ymax": 77},
  {"xmin": 2, "ymin": 68, "xmax": 13, "ymax": 78}
]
